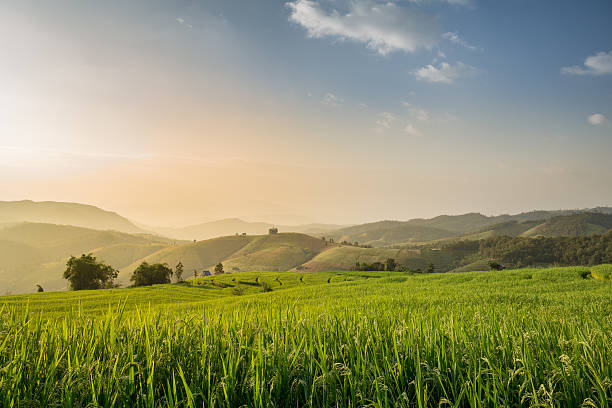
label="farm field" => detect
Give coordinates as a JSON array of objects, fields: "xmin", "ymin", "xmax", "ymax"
[{"xmin": 1, "ymin": 267, "xmax": 611, "ymax": 407}]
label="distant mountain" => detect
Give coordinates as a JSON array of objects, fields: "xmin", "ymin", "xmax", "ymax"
[
  {"xmin": 0, "ymin": 200, "xmax": 146, "ymax": 234},
  {"xmin": 327, "ymin": 208, "xmax": 612, "ymax": 247},
  {"xmin": 331, "ymin": 221, "xmax": 456, "ymax": 247},
  {"xmin": 521, "ymin": 213, "xmax": 612, "ymax": 237},
  {"xmin": 150, "ymin": 218, "xmax": 346, "ymax": 241},
  {"xmin": 0, "ymin": 222, "xmax": 173, "ymax": 294}
]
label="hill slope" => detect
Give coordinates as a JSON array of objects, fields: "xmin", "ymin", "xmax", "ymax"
[
  {"xmin": 521, "ymin": 213, "xmax": 612, "ymax": 237},
  {"xmin": 0, "ymin": 223, "xmax": 173, "ymax": 293},
  {"xmin": 151, "ymin": 218, "xmax": 346, "ymax": 241},
  {"xmin": 0, "ymin": 200, "xmax": 145, "ymax": 233},
  {"xmin": 328, "ymin": 208, "xmax": 612, "ymax": 246}
]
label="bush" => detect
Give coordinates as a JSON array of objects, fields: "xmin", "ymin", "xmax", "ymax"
[
  {"xmin": 130, "ymin": 262, "xmax": 173, "ymax": 286},
  {"xmin": 63, "ymin": 254, "xmax": 118, "ymax": 291},
  {"xmin": 261, "ymin": 282, "xmax": 273, "ymax": 292}
]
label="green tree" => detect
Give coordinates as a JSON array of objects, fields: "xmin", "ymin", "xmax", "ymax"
[
  {"xmin": 385, "ymin": 258, "xmax": 397, "ymax": 271},
  {"xmin": 130, "ymin": 262, "xmax": 173, "ymax": 287},
  {"xmin": 214, "ymin": 262, "xmax": 224, "ymax": 275},
  {"xmin": 175, "ymin": 261, "xmax": 184, "ymax": 282},
  {"xmin": 63, "ymin": 254, "xmax": 118, "ymax": 291},
  {"xmin": 426, "ymin": 263, "xmax": 435, "ymax": 274},
  {"xmin": 36, "ymin": 284, "xmax": 44, "ymax": 293},
  {"xmin": 488, "ymin": 261, "xmax": 504, "ymax": 271}
]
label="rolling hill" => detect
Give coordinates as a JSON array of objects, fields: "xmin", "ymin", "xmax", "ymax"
[
  {"xmin": 327, "ymin": 208, "xmax": 612, "ymax": 246},
  {"xmin": 117, "ymin": 233, "xmax": 329, "ymax": 284},
  {"xmin": 149, "ymin": 218, "xmax": 346, "ymax": 241},
  {"xmin": 0, "ymin": 200, "xmax": 146, "ymax": 233},
  {"xmin": 520, "ymin": 212, "xmax": 612, "ymax": 237},
  {"xmin": 0, "ymin": 223, "xmax": 174, "ymax": 294}
]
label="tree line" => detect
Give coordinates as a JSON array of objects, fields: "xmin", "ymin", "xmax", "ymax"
[
  {"xmin": 62, "ymin": 254, "xmax": 226, "ymax": 291},
  {"xmin": 444, "ymin": 230, "xmax": 612, "ymax": 267}
]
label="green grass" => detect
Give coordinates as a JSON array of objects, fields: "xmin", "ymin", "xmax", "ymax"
[
  {"xmin": 591, "ymin": 264, "xmax": 612, "ymax": 280},
  {"xmin": 0, "ymin": 267, "xmax": 610, "ymax": 407}
]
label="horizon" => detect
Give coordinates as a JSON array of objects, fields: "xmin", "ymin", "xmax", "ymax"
[
  {"xmin": 3, "ymin": 198, "xmax": 612, "ymax": 229},
  {"xmin": 2, "ymin": 0, "xmax": 611, "ymax": 225}
]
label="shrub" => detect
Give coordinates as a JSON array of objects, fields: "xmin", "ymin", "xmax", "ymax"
[
  {"xmin": 63, "ymin": 254, "xmax": 118, "ymax": 291},
  {"xmin": 260, "ymin": 282, "xmax": 273, "ymax": 292},
  {"xmin": 130, "ymin": 262, "xmax": 173, "ymax": 286}
]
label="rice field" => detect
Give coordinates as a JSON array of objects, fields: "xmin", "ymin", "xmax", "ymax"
[{"xmin": 0, "ymin": 267, "xmax": 610, "ymax": 407}]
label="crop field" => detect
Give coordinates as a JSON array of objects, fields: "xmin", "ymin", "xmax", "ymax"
[{"xmin": 0, "ymin": 267, "xmax": 610, "ymax": 407}]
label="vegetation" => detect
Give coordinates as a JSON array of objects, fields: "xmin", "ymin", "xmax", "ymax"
[
  {"xmin": 130, "ymin": 262, "xmax": 173, "ymax": 286},
  {"xmin": 0, "ymin": 267, "xmax": 610, "ymax": 406},
  {"xmin": 591, "ymin": 264, "xmax": 612, "ymax": 280},
  {"xmin": 175, "ymin": 261, "xmax": 184, "ymax": 282},
  {"xmin": 474, "ymin": 231, "xmax": 612, "ymax": 267},
  {"xmin": 63, "ymin": 254, "xmax": 118, "ymax": 290},
  {"xmin": 214, "ymin": 262, "xmax": 224, "ymax": 275}
]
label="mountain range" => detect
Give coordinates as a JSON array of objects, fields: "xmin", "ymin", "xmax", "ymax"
[{"xmin": 1, "ymin": 200, "xmax": 612, "ymax": 294}]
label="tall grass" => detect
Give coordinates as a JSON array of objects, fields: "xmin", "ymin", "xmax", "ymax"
[{"xmin": 0, "ymin": 267, "xmax": 610, "ymax": 407}]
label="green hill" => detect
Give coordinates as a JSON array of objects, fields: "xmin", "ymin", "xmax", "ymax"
[
  {"xmin": 119, "ymin": 233, "xmax": 329, "ymax": 282},
  {"xmin": 151, "ymin": 218, "xmax": 345, "ymax": 241},
  {"xmin": 330, "ymin": 221, "xmax": 456, "ymax": 247},
  {"xmin": 0, "ymin": 200, "xmax": 145, "ymax": 233},
  {"xmin": 520, "ymin": 213, "xmax": 612, "ymax": 237},
  {"xmin": 300, "ymin": 245, "xmax": 471, "ymax": 272},
  {"xmin": 0, "ymin": 223, "xmax": 174, "ymax": 294},
  {"xmin": 328, "ymin": 208, "xmax": 612, "ymax": 247}
]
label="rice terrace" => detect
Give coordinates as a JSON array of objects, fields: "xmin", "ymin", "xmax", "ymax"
[
  {"xmin": 2, "ymin": 0, "xmax": 612, "ymax": 406},
  {"xmin": 1, "ymin": 266, "xmax": 611, "ymax": 406}
]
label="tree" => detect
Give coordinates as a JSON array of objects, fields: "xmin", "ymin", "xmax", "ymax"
[
  {"xmin": 130, "ymin": 262, "xmax": 173, "ymax": 286},
  {"xmin": 63, "ymin": 254, "xmax": 118, "ymax": 291},
  {"xmin": 214, "ymin": 262, "xmax": 224, "ymax": 275},
  {"xmin": 385, "ymin": 258, "xmax": 397, "ymax": 271},
  {"xmin": 193, "ymin": 270, "xmax": 198, "ymax": 279},
  {"xmin": 175, "ymin": 261, "xmax": 184, "ymax": 282},
  {"xmin": 36, "ymin": 284, "xmax": 44, "ymax": 293},
  {"xmin": 488, "ymin": 261, "xmax": 504, "ymax": 271},
  {"xmin": 426, "ymin": 263, "xmax": 435, "ymax": 274}
]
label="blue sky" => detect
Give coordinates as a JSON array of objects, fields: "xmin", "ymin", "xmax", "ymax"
[{"xmin": 1, "ymin": 0, "xmax": 611, "ymax": 225}]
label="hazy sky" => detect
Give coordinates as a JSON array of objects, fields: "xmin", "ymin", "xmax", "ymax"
[{"xmin": 1, "ymin": 0, "xmax": 611, "ymax": 226}]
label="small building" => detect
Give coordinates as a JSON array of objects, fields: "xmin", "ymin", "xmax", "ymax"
[{"xmin": 269, "ymin": 227, "xmax": 278, "ymax": 235}]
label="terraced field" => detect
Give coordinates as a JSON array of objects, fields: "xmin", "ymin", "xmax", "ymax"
[{"xmin": 1, "ymin": 266, "xmax": 610, "ymax": 406}]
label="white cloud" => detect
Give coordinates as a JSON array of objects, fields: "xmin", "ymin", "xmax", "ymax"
[
  {"xmin": 287, "ymin": 0, "xmax": 440, "ymax": 55},
  {"xmin": 562, "ymin": 51, "xmax": 612, "ymax": 76},
  {"xmin": 443, "ymin": 32, "xmax": 479, "ymax": 51},
  {"xmin": 403, "ymin": 124, "xmax": 422, "ymax": 137},
  {"xmin": 588, "ymin": 113, "xmax": 609, "ymax": 126},
  {"xmin": 375, "ymin": 112, "xmax": 396, "ymax": 129},
  {"xmin": 176, "ymin": 17, "xmax": 193, "ymax": 29},
  {"xmin": 401, "ymin": 102, "xmax": 429, "ymax": 121},
  {"xmin": 321, "ymin": 92, "xmax": 343, "ymax": 107},
  {"xmin": 414, "ymin": 61, "xmax": 477, "ymax": 83}
]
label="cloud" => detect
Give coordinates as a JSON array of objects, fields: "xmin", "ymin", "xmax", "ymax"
[
  {"xmin": 176, "ymin": 17, "xmax": 193, "ymax": 29},
  {"xmin": 588, "ymin": 113, "xmax": 609, "ymax": 126},
  {"xmin": 401, "ymin": 102, "xmax": 429, "ymax": 121},
  {"xmin": 375, "ymin": 112, "xmax": 396, "ymax": 129},
  {"xmin": 562, "ymin": 51, "xmax": 612, "ymax": 76},
  {"xmin": 321, "ymin": 92, "xmax": 343, "ymax": 107},
  {"xmin": 414, "ymin": 61, "xmax": 477, "ymax": 83},
  {"xmin": 287, "ymin": 0, "xmax": 440, "ymax": 55},
  {"xmin": 442, "ymin": 32, "xmax": 480, "ymax": 51},
  {"xmin": 403, "ymin": 124, "xmax": 422, "ymax": 137}
]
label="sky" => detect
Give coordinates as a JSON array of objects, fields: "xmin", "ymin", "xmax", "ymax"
[{"xmin": 1, "ymin": 0, "xmax": 611, "ymax": 226}]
